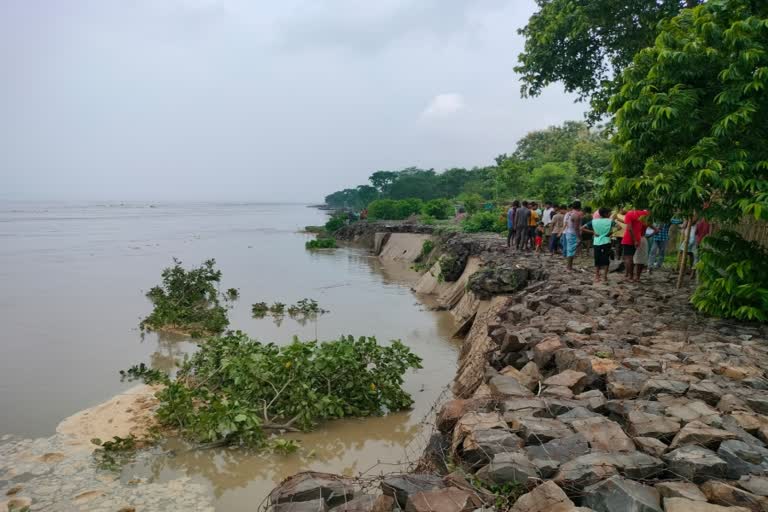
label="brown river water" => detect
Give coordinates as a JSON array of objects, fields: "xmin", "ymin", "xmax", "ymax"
[{"xmin": 0, "ymin": 201, "xmax": 458, "ymax": 509}]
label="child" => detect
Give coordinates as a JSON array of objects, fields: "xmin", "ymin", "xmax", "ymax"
[
  {"xmin": 534, "ymin": 222, "xmax": 544, "ymax": 255},
  {"xmin": 581, "ymin": 207, "xmax": 617, "ymax": 283}
]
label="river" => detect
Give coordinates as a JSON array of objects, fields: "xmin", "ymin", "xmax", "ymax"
[{"xmin": 0, "ymin": 201, "xmax": 458, "ymax": 510}]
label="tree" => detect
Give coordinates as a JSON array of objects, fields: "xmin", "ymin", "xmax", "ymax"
[
  {"xmin": 606, "ymin": 0, "xmax": 768, "ymax": 224},
  {"xmin": 529, "ymin": 162, "xmax": 577, "ymax": 204},
  {"xmin": 516, "ymin": 0, "xmax": 699, "ymax": 120},
  {"xmin": 369, "ymin": 170, "xmax": 399, "ymax": 194}
]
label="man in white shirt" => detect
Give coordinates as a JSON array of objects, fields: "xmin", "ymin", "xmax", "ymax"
[{"xmin": 542, "ymin": 203, "xmax": 555, "ymax": 226}]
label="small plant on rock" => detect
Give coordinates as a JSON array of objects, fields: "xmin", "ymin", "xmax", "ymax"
[{"xmin": 305, "ymin": 238, "xmax": 337, "ymax": 250}]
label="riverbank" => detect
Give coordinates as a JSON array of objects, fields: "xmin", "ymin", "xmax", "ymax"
[{"xmin": 268, "ymin": 221, "xmax": 768, "ymax": 512}]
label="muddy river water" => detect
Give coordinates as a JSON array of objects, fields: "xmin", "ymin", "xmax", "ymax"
[{"xmin": 0, "ymin": 201, "xmax": 458, "ymax": 509}]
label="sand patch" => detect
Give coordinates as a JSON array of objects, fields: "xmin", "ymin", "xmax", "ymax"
[{"xmin": 56, "ymin": 384, "xmax": 161, "ymax": 452}]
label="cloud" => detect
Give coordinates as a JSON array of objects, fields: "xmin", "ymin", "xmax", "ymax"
[{"xmin": 421, "ymin": 93, "xmax": 465, "ymax": 118}]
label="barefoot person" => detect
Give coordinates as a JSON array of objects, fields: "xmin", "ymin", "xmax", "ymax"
[
  {"xmin": 581, "ymin": 207, "xmax": 616, "ymax": 283},
  {"xmin": 620, "ymin": 207, "xmax": 650, "ymax": 281},
  {"xmin": 549, "ymin": 205, "xmax": 565, "ymax": 255},
  {"xmin": 506, "ymin": 201, "xmax": 519, "ymax": 248},
  {"xmin": 562, "ymin": 201, "xmax": 583, "ymax": 271}
]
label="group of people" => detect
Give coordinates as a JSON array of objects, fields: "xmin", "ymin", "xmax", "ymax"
[{"xmin": 506, "ymin": 201, "xmax": 711, "ymax": 284}]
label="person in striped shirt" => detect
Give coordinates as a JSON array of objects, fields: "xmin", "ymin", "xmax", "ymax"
[{"xmin": 649, "ymin": 218, "xmax": 683, "ymax": 269}]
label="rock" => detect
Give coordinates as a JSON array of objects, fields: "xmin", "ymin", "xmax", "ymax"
[
  {"xmin": 270, "ymin": 472, "xmax": 355, "ymax": 507},
  {"xmin": 655, "ymin": 481, "xmax": 707, "ymax": 501},
  {"xmin": 640, "ymin": 378, "xmax": 689, "ymax": 397},
  {"xmin": 718, "ymin": 394, "xmax": 749, "ymax": 413},
  {"xmin": 509, "ymin": 417, "xmax": 572, "ymax": 445},
  {"xmin": 329, "ymin": 495, "xmax": 377, "ymax": 511},
  {"xmin": 461, "ymin": 429, "xmax": 524, "ymax": 468},
  {"xmin": 739, "ymin": 476, "xmax": 768, "ymax": 497},
  {"xmin": 663, "ymin": 497, "xmax": 751, "ymax": 512},
  {"xmin": 543, "ymin": 370, "xmax": 588, "ymax": 393},
  {"xmin": 436, "ymin": 399, "xmax": 493, "ymax": 433},
  {"xmin": 489, "ymin": 375, "xmax": 534, "ymax": 398},
  {"xmin": 371, "ymin": 495, "xmax": 396, "ymax": 512},
  {"xmin": 452, "ymin": 412, "xmax": 507, "ymax": 452},
  {"xmin": 501, "ymin": 398, "xmax": 548, "ymax": 418},
  {"xmin": 717, "ymin": 439, "xmax": 768, "ymax": 479},
  {"xmin": 381, "ymin": 474, "xmax": 445, "ymax": 508},
  {"xmin": 668, "ymin": 420, "xmax": 737, "ymax": 449},
  {"xmin": 524, "ymin": 434, "xmax": 590, "ymax": 476},
  {"xmin": 701, "ymin": 480, "xmax": 768, "ymax": 512},
  {"xmin": 570, "ymin": 416, "xmax": 635, "ymax": 453},
  {"xmin": 634, "ymin": 437, "xmax": 668, "ymax": 457},
  {"xmin": 510, "ymin": 481, "xmax": 575, "ymax": 512},
  {"xmin": 467, "ymin": 265, "xmax": 530, "ymax": 299},
  {"xmin": 273, "ymin": 499, "xmax": 329, "ymax": 511},
  {"xmin": 747, "ymin": 397, "xmax": 768, "ymax": 415},
  {"xmin": 664, "ymin": 400, "xmax": 721, "ymax": 426},
  {"xmin": 501, "ymin": 365, "xmax": 540, "ymax": 392},
  {"xmin": 688, "ymin": 381, "xmax": 723, "ymax": 405},
  {"xmin": 605, "ymin": 399, "xmax": 667, "ymax": 419},
  {"xmin": 662, "ymin": 445, "xmax": 728, "ymax": 483},
  {"xmin": 534, "ymin": 337, "xmax": 565, "ymax": 368},
  {"xmin": 731, "ymin": 411, "xmax": 765, "ymax": 433},
  {"xmin": 583, "ymin": 476, "xmax": 662, "ymax": 512},
  {"xmin": 404, "ymin": 487, "xmax": 481, "ymax": 512},
  {"xmin": 558, "ymin": 407, "xmax": 601, "ymax": 424},
  {"xmin": 543, "ymin": 386, "xmax": 574, "ymax": 399},
  {"xmin": 566, "ymin": 321, "xmax": 592, "ymax": 335},
  {"xmin": 607, "ymin": 369, "xmax": 647, "ymax": 399},
  {"xmin": 554, "ymin": 452, "xmax": 663, "ymax": 487},
  {"xmin": 475, "ymin": 452, "xmax": 539, "ymax": 485},
  {"xmin": 627, "ymin": 411, "xmax": 681, "ymax": 440},
  {"xmin": 576, "ymin": 390, "xmax": 606, "ymax": 412}
]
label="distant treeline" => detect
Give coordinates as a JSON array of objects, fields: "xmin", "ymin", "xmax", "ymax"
[{"xmin": 324, "ymin": 121, "xmax": 613, "ymax": 210}]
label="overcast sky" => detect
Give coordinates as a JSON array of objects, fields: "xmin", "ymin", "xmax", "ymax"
[{"xmin": 1, "ymin": 0, "xmax": 586, "ymax": 202}]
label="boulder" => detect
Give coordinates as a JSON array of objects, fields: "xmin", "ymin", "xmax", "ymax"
[
  {"xmin": 329, "ymin": 495, "xmax": 377, "ymax": 511},
  {"xmin": 554, "ymin": 452, "xmax": 663, "ymax": 487},
  {"xmin": 701, "ymin": 480, "xmax": 768, "ymax": 512},
  {"xmin": 273, "ymin": 499, "xmax": 329, "ymax": 512},
  {"xmin": 718, "ymin": 394, "xmax": 749, "ymax": 414},
  {"xmin": 542, "ymin": 386, "xmax": 574, "ymax": 399},
  {"xmin": 583, "ymin": 476, "xmax": 662, "ymax": 512},
  {"xmin": 467, "ymin": 265, "xmax": 530, "ymax": 299},
  {"xmin": 509, "ymin": 417, "xmax": 572, "ymax": 445},
  {"xmin": 525, "ymin": 434, "xmax": 590, "ymax": 466},
  {"xmin": 575, "ymin": 390, "xmax": 607, "ymax": 412},
  {"xmin": 687, "ymin": 381, "xmax": 723, "ymax": 405},
  {"xmin": 739, "ymin": 476, "xmax": 768, "ymax": 497},
  {"xmin": 558, "ymin": 407, "xmax": 601, "ymax": 424},
  {"xmin": 664, "ymin": 400, "xmax": 721, "ymax": 426},
  {"xmin": 747, "ymin": 397, "xmax": 768, "ymax": 415},
  {"xmin": 510, "ymin": 481, "xmax": 575, "ymax": 512},
  {"xmin": 475, "ymin": 452, "xmax": 539, "ymax": 485},
  {"xmin": 640, "ymin": 378, "xmax": 689, "ymax": 397},
  {"xmin": 668, "ymin": 420, "xmax": 737, "ymax": 449},
  {"xmin": 489, "ymin": 374, "xmax": 535, "ymax": 398},
  {"xmin": 662, "ymin": 445, "xmax": 728, "ymax": 483},
  {"xmin": 461, "ymin": 429, "xmax": 524, "ymax": 468},
  {"xmin": 404, "ymin": 487, "xmax": 481, "ymax": 512},
  {"xmin": 570, "ymin": 416, "xmax": 635, "ymax": 453},
  {"xmin": 717, "ymin": 440, "xmax": 768, "ymax": 479},
  {"xmin": 566, "ymin": 321, "xmax": 592, "ymax": 335},
  {"xmin": 501, "ymin": 365, "xmax": 540, "ymax": 392},
  {"xmin": 501, "ymin": 398, "xmax": 548, "ymax": 418},
  {"xmin": 655, "ymin": 481, "xmax": 707, "ymax": 502},
  {"xmin": 634, "ymin": 437, "xmax": 668, "ymax": 457},
  {"xmin": 606, "ymin": 369, "xmax": 647, "ymax": 399},
  {"xmin": 270, "ymin": 472, "xmax": 355, "ymax": 508},
  {"xmin": 543, "ymin": 370, "xmax": 588, "ymax": 393},
  {"xmin": 663, "ymin": 497, "xmax": 751, "ymax": 512},
  {"xmin": 627, "ymin": 411, "xmax": 681, "ymax": 440},
  {"xmin": 452, "ymin": 412, "xmax": 507, "ymax": 452},
  {"xmin": 436, "ymin": 399, "xmax": 493, "ymax": 433},
  {"xmin": 381, "ymin": 474, "xmax": 444, "ymax": 508},
  {"xmin": 534, "ymin": 337, "xmax": 565, "ymax": 368}
]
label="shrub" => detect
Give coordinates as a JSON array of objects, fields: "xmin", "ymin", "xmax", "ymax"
[
  {"xmin": 305, "ymin": 238, "xmax": 337, "ymax": 249},
  {"xmin": 395, "ymin": 198, "xmax": 424, "ymax": 219},
  {"xmin": 422, "ymin": 198, "xmax": 454, "ymax": 219},
  {"xmin": 457, "ymin": 193, "xmax": 484, "ymax": 214},
  {"xmin": 324, "ymin": 213, "xmax": 347, "ymax": 233},
  {"xmin": 462, "ymin": 211, "xmax": 506, "ymax": 233},
  {"xmin": 368, "ymin": 198, "xmax": 425, "ymax": 220},
  {"xmin": 139, "ymin": 332, "xmax": 423, "ymax": 446},
  {"xmin": 691, "ymin": 230, "xmax": 768, "ymax": 322},
  {"xmin": 141, "ymin": 259, "xmax": 230, "ymax": 336}
]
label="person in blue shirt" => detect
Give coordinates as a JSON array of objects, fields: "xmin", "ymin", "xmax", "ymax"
[
  {"xmin": 650, "ymin": 218, "xmax": 683, "ymax": 269},
  {"xmin": 506, "ymin": 200, "xmax": 519, "ymax": 248}
]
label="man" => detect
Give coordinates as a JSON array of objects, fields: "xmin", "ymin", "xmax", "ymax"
[
  {"xmin": 581, "ymin": 207, "xmax": 617, "ymax": 283},
  {"xmin": 549, "ymin": 206, "xmax": 565, "ymax": 255},
  {"xmin": 649, "ymin": 218, "xmax": 682, "ymax": 269},
  {"xmin": 562, "ymin": 201, "xmax": 583, "ymax": 271},
  {"xmin": 514, "ymin": 201, "xmax": 531, "ymax": 250},
  {"xmin": 528, "ymin": 202, "xmax": 540, "ymax": 251},
  {"xmin": 542, "ymin": 203, "xmax": 555, "ymax": 226},
  {"xmin": 621, "ymin": 207, "xmax": 651, "ymax": 282},
  {"xmin": 506, "ymin": 201, "xmax": 519, "ymax": 248}
]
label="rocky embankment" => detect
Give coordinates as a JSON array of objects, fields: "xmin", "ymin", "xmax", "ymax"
[{"xmin": 268, "ymin": 224, "xmax": 768, "ymax": 512}]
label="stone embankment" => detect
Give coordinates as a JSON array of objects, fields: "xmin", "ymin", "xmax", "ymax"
[{"xmin": 268, "ymin": 224, "xmax": 768, "ymax": 512}]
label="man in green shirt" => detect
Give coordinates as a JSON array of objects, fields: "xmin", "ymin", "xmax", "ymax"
[{"xmin": 581, "ymin": 207, "xmax": 617, "ymax": 283}]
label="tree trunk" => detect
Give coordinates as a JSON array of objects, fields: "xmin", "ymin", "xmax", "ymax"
[{"xmin": 676, "ymin": 220, "xmax": 692, "ymax": 289}]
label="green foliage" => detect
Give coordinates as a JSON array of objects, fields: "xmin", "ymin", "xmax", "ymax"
[
  {"xmin": 269, "ymin": 438, "xmax": 300, "ymax": 455},
  {"xmin": 141, "ymin": 258, "xmax": 230, "ymax": 336},
  {"xmin": 461, "ymin": 211, "xmax": 506, "ymax": 233},
  {"xmin": 286, "ymin": 298, "xmax": 328, "ymax": 317},
  {"xmin": 149, "ymin": 332, "xmax": 423, "ymax": 445},
  {"xmin": 91, "ymin": 435, "xmax": 139, "ymax": 471},
  {"xmin": 304, "ymin": 225, "xmax": 325, "ymax": 234},
  {"xmin": 515, "ymin": 0, "xmax": 692, "ymax": 120},
  {"xmin": 269, "ymin": 302, "xmax": 286, "ymax": 314},
  {"xmin": 529, "ymin": 162, "xmax": 577, "ymax": 204},
  {"xmin": 225, "ymin": 288, "xmax": 239, "ymax": 300},
  {"xmin": 606, "ymin": 0, "xmax": 768, "ymax": 224},
  {"xmin": 305, "ymin": 238, "xmax": 337, "ymax": 250},
  {"xmin": 252, "ymin": 302, "xmax": 269, "ymax": 317},
  {"xmin": 692, "ymin": 231, "xmax": 768, "ymax": 322},
  {"xmin": 367, "ymin": 198, "xmax": 424, "ymax": 220},
  {"xmin": 119, "ymin": 363, "xmax": 168, "ymax": 385},
  {"xmin": 456, "ymin": 192, "xmax": 484, "ymax": 214},
  {"xmin": 324, "ymin": 213, "xmax": 347, "ymax": 233},
  {"xmin": 422, "ymin": 198, "xmax": 454, "ymax": 219}
]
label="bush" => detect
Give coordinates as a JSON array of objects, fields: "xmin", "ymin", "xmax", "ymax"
[
  {"xmin": 462, "ymin": 211, "xmax": 506, "ymax": 233},
  {"xmin": 422, "ymin": 198, "xmax": 454, "ymax": 219},
  {"xmin": 368, "ymin": 198, "xmax": 424, "ymax": 220},
  {"xmin": 456, "ymin": 193, "xmax": 484, "ymax": 214},
  {"xmin": 324, "ymin": 213, "xmax": 347, "ymax": 233},
  {"xmin": 305, "ymin": 238, "xmax": 337, "ymax": 249},
  {"xmin": 141, "ymin": 259, "xmax": 230, "ymax": 336},
  {"xmin": 141, "ymin": 332, "xmax": 423, "ymax": 446},
  {"xmin": 691, "ymin": 230, "xmax": 768, "ymax": 322}
]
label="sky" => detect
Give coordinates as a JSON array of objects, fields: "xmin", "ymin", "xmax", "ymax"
[{"xmin": 0, "ymin": 0, "xmax": 586, "ymax": 202}]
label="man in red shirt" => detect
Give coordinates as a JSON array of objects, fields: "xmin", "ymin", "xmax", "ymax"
[{"xmin": 620, "ymin": 208, "xmax": 650, "ymax": 281}]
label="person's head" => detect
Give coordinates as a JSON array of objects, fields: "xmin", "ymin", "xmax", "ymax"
[
  {"xmin": 583, "ymin": 206, "xmax": 592, "ymax": 214},
  {"xmin": 531, "ymin": 202, "xmax": 538, "ymax": 209},
  {"xmin": 598, "ymin": 207, "xmax": 612, "ymax": 218},
  {"xmin": 522, "ymin": 201, "xmax": 529, "ymax": 207},
  {"xmin": 537, "ymin": 221, "xmax": 544, "ymax": 227},
  {"xmin": 458, "ymin": 207, "xmax": 465, "ymax": 214},
  {"xmin": 512, "ymin": 200, "xmax": 520, "ymax": 207}
]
